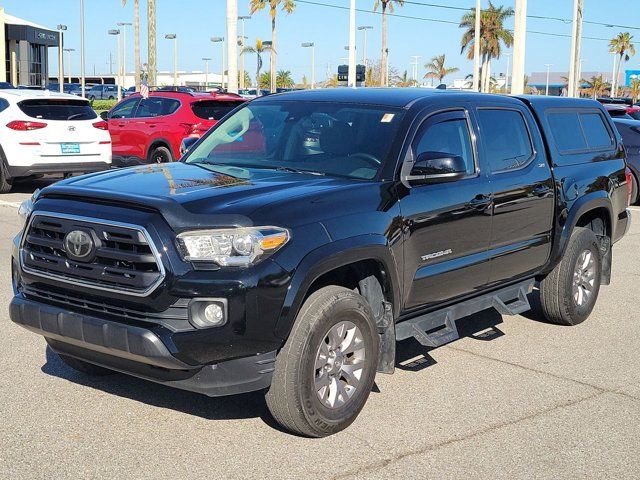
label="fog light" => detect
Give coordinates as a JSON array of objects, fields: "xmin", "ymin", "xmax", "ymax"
[
  {"xmin": 189, "ymin": 299, "xmax": 228, "ymax": 328},
  {"xmin": 204, "ymin": 303, "xmax": 224, "ymax": 324}
]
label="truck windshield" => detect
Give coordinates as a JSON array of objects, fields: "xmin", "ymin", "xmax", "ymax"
[{"xmin": 184, "ymin": 101, "xmax": 404, "ymax": 180}]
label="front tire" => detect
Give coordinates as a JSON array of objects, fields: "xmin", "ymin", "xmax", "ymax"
[
  {"xmin": 539, "ymin": 227, "xmax": 602, "ymax": 326},
  {"xmin": 0, "ymin": 162, "xmax": 13, "ymax": 193},
  {"xmin": 149, "ymin": 146, "xmax": 173, "ymax": 164},
  {"xmin": 631, "ymin": 173, "xmax": 639, "ymax": 205},
  {"xmin": 266, "ymin": 286, "xmax": 379, "ymax": 437}
]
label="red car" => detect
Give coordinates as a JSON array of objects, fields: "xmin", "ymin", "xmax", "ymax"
[{"xmin": 106, "ymin": 90, "xmax": 245, "ymax": 166}]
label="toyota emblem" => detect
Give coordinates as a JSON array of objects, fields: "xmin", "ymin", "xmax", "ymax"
[
  {"xmin": 64, "ymin": 230, "xmax": 94, "ymax": 261},
  {"xmin": 68, "ymin": 126, "xmax": 76, "ymax": 131}
]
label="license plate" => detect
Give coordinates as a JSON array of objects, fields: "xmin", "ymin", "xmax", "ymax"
[{"xmin": 61, "ymin": 143, "xmax": 80, "ymax": 154}]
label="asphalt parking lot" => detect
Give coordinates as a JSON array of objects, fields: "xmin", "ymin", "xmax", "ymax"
[{"xmin": 2, "ymin": 178, "xmax": 640, "ymax": 479}]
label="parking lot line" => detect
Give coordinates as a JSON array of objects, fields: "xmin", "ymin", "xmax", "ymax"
[{"xmin": 0, "ymin": 199, "xmax": 20, "ymax": 209}]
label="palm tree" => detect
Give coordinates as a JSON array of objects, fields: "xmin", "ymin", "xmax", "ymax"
[
  {"xmin": 424, "ymin": 54, "xmax": 459, "ymax": 84},
  {"xmin": 393, "ymin": 70, "xmax": 416, "ymax": 87},
  {"xmin": 460, "ymin": 2, "xmax": 514, "ymax": 92},
  {"xmin": 241, "ymin": 38, "xmax": 272, "ymax": 89},
  {"xmin": 374, "ymin": 0, "xmax": 404, "ymax": 87},
  {"xmin": 258, "ymin": 72, "xmax": 271, "ymax": 89},
  {"xmin": 147, "ymin": 0, "xmax": 157, "ymax": 85},
  {"xmin": 630, "ymin": 78, "xmax": 640, "ymax": 104},
  {"xmin": 276, "ymin": 70, "xmax": 294, "ymax": 88},
  {"xmin": 249, "ymin": 0, "xmax": 296, "ymax": 94},
  {"xmin": 121, "ymin": 0, "xmax": 141, "ymax": 90},
  {"xmin": 609, "ymin": 32, "xmax": 636, "ymax": 97},
  {"xmin": 582, "ymin": 75, "xmax": 610, "ymax": 99}
]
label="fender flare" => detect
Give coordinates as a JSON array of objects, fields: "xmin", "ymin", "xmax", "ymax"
[
  {"xmin": 147, "ymin": 137, "xmax": 176, "ymax": 162},
  {"xmin": 557, "ymin": 191, "xmax": 613, "ymax": 258},
  {"xmin": 274, "ymin": 235, "xmax": 402, "ymax": 340}
]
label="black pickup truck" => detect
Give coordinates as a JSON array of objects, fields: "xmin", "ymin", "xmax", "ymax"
[{"xmin": 10, "ymin": 89, "xmax": 631, "ymax": 437}]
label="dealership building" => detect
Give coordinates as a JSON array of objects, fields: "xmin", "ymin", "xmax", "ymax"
[{"xmin": 0, "ymin": 8, "xmax": 58, "ymax": 86}]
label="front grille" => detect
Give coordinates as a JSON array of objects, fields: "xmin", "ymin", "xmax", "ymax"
[{"xmin": 21, "ymin": 213, "xmax": 165, "ymax": 296}]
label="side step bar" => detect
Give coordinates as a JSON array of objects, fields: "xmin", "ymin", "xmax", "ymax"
[{"xmin": 396, "ymin": 279, "xmax": 535, "ymax": 348}]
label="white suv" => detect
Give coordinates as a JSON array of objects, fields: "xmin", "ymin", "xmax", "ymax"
[{"xmin": 0, "ymin": 89, "xmax": 111, "ymax": 193}]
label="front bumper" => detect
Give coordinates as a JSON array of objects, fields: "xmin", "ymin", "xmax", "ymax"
[{"xmin": 10, "ymin": 296, "xmax": 275, "ymax": 397}]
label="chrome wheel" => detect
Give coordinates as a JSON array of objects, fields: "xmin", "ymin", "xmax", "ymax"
[
  {"xmin": 573, "ymin": 249, "xmax": 597, "ymax": 307},
  {"xmin": 314, "ymin": 320, "xmax": 366, "ymax": 409}
]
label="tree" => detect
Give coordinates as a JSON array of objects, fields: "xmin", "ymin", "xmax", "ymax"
[
  {"xmin": 581, "ymin": 75, "xmax": 610, "ymax": 99},
  {"xmin": 258, "ymin": 71, "xmax": 271, "ymax": 89},
  {"xmin": 460, "ymin": 1, "xmax": 514, "ymax": 92},
  {"xmin": 276, "ymin": 70, "xmax": 294, "ymax": 88},
  {"xmin": 424, "ymin": 54, "xmax": 459, "ymax": 84},
  {"xmin": 366, "ymin": 59, "xmax": 398, "ymax": 87},
  {"xmin": 249, "ymin": 0, "xmax": 296, "ymax": 93},
  {"xmin": 630, "ymin": 78, "xmax": 640, "ymax": 104},
  {"xmin": 241, "ymin": 38, "xmax": 272, "ymax": 89},
  {"xmin": 392, "ymin": 70, "xmax": 416, "ymax": 87},
  {"xmin": 373, "ymin": 0, "xmax": 404, "ymax": 87},
  {"xmin": 121, "ymin": 0, "xmax": 141, "ymax": 90},
  {"xmin": 609, "ymin": 32, "xmax": 636, "ymax": 97}
]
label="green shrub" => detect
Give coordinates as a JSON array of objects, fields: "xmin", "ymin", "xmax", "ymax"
[{"xmin": 91, "ymin": 100, "xmax": 118, "ymax": 113}]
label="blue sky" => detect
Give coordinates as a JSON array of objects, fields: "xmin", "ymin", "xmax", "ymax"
[{"xmin": 5, "ymin": 0, "xmax": 640, "ymax": 83}]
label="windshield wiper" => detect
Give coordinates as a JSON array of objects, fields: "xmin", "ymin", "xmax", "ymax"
[
  {"xmin": 67, "ymin": 113, "xmax": 86, "ymax": 120},
  {"xmin": 275, "ymin": 166, "xmax": 326, "ymax": 176}
]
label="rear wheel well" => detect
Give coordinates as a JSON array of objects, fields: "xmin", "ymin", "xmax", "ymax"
[
  {"xmin": 575, "ymin": 207, "xmax": 612, "ymax": 284},
  {"xmin": 147, "ymin": 140, "xmax": 174, "ymax": 161}
]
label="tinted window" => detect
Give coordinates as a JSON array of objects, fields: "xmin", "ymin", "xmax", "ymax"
[
  {"xmin": 0, "ymin": 98, "xmax": 9, "ymax": 112},
  {"xmin": 580, "ymin": 113, "xmax": 612, "ymax": 149},
  {"xmin": 18, "ymin": 99, "xmax": 97, "ymax": 121},
  {"xmin": 191, "ymin": 100, "xmax": 244, "ymax": 120},
  {"xmin": 548, "ymin": 112, "xmax": 587, "ymax": 151},
  {"xmin": 135, "ymin": 97, "xmax": 180, "ymax": 118},
  {"xmin": 109, "ymin": 98, "xmax": 139, "ymax": 119},
  {"xmin": 414, "ymin": 116, "xmax": 475, "ymax": 175},
  {"xmin": 478, "ymin": 109, "xmax": 533, "ymax": 172}
]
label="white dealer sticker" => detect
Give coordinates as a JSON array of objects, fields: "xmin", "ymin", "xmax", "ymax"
[{"xmin": 381, "ymin": 113, "xmax": 395, "ymax": 123}]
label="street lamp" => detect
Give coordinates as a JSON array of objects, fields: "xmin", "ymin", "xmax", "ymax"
[
  {"xmin": 117, "ymin": 22, "xmax": 132, "ymax": 91},
  {"xmin": 504, "ymin": 52, "xmax": 512, "ymax": 94},
  {"xmin": 63, "ymin": 48, "xmax": 75, "ymax": 83},
  {"xmin": 108, "ymin": 29, "xmax": 122, "ymax": 101},
  {"xmin": 57, "ymin": 25, "xmax": 67, "ymax": 93},
  {"xmin": 79, "ymin": 0, "xmax": 87, "ymax": 97},
  {"xmin": 202, "ymin": 57, "xmax": 211, "ymax": 89},
  {"xmin": 357, "ymin": 26, "xmax": 372, "ymax": 67},
  {"xmin": 238, "ymin": 15, "xmax": 251, "ymax": 90},
  {"xmin": 301, "ymin": 42, "xmax": 315, "ymax": 89},
  {"xmin": 165, "ymin": 34, "xmax": 178, "ymax": 86},
  {"xmin": 545, "ymin": 63, "xmax": 553, "ymax": 96},
  {"xmin": 211, "ymin": 36, "xmax": 225, "ymax": 90},
  {"xmin": 348, "ymin": 0, "xmax": 356, "ymax": 88}
]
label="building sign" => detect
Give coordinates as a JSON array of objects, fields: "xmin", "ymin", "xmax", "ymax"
[{"xmin": 6, "ymin": 24, "xmax": 59, "ymax": 46}]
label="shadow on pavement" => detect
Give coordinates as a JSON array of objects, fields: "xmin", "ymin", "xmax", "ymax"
[{"xmin": 12, "ymin": 177, "xmax": 59, "ymax": 194}]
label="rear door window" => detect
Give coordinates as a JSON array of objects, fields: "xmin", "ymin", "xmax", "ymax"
[
  {"xmin": 478, "ymin": 109, "xmax": 534, "ymax": 172},
  {"xmin": 191, "ymin": 100, "xmax": 244, "ymax": 120},
  {"xmin": 135, "ymin": 97, "xmax": 180, "ymax": 118},
  {"xmin": 18, "ymin": 99, "xmax": 97, "ymax": 121}
]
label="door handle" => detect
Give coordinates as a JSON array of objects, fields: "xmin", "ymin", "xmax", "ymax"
[
  {"xmin": 117, "ymin": 123, "xmax": 125, "ymax": 127},
  {"xmin": 532, "ymin": 184, "xmax": 552, "ymax": 197},
  {"xmin": 466, "ymin": 194, "xmax": 492, "ymax": 210}
]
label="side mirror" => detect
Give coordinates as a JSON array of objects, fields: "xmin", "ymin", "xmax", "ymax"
[
  {"xmin": 180, "ymin": 137, "xmax": 199, "ymax": 157},
  {"xmin": 99, "ymin": 111, "xmax": 109, "ymax": 121},
  {"xmin": 406, "ymin": 151, "xmax": 467, "ymax": 185}
]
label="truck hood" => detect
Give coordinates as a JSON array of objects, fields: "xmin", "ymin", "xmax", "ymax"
[{"xmin": 41, "ymin": 162, "xmax": 368, "ymax": 229}]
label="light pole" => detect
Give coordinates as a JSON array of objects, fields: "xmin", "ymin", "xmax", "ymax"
[
  {"xmin": 64, "ymin": 48, "xmax": 75, "ymax": 83},
  {"xmin": 117, "ymin": 22, "xmax": 132, "ymax": 89},
  {"xmin": 238, "ymin": 15, "xmax": 251, "ymax": 90},
  {"xmin": 504, "ymin": 52, "xmax": 512, "ymax": 93},
  {"xmin": 568, "ymin": 0, "xmax": 583, "ymax": 98},
  {"xmin": 165, "ymin": 34, "xmax": 177, "ymax": 86},
  {"xmin": 226, "ymin": 0, "xmax": 239, "ymax": 94},
  {"xmin": 301, "ymin": 42, "xmax": 315, "ymax": 89},
  {"xmin": 511, "ymin": 0, "xmax": 528, "ymax": 95},
  {"xmin": 472, "ymin": 0, "xmax": 481, "ymax": 91},
  {"xmin": 357, "ymin": 26, "xmax": 373, "ymax": 67},
  {"xmin": 410, "ymin": 55, "xmax": 421, "ymax": 84},
  {"xmin": 57, "ymin": 25, "xmax": 67, "ymax": 92},
  {"xmin": 211, "ymin": 37, "xmax": 225, "ymax": 90},
  {"xmin": 108, "ymin": 29, "xmax": 122, "ymax": 101},
  {"xmin": 80, "ymin": 0, "xmax": 86, "ymax": 97},
  {"xmin": 348, "ymin": 0, "xmax": 356, "ymax": 88},
  {"xmin": 202, "ymin": 57, "xmax": 211, "ymax": 89},
  {"xmin": 545, "ymin": 63, "xmax": 553, "ymax": 96}
]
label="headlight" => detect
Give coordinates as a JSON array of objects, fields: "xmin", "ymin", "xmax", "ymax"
[
  {"xmin": 176, "ymin": 226, "xmax": 290, "ymax": 267},
  {"xmin": 17, "ymin": 189, "xmax": 40, "ymax": 229}
]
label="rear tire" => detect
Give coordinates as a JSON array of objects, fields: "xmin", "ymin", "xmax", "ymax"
[
  {"xmin": 0, "ymin": 162, "xmax": 13, "ymax": 193},
  {"xmin": 265, "ymin": 286, "xmax": 379, "ymax": 437},
  {"xmin": 539, "ymin": 227, "xmax": 602, "ymax": 326},
  {"xmin": 58, "ymin": 354, "xmax": 115, "ymax": 376},
  {"xmin": 631, "ymin": 174, "xmax": 639, "ymax": 205},
  {"xmin": 149, "ymin": 145, "xmax": 173, "ymax": 164}
]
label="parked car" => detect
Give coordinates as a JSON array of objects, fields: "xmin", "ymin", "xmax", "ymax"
[
  {"xmin": 625, "ymin": 105, "xmax": 640, "ymax": 120},
  {"xmin": 604, "ymin": 103, "xmax": 632, "ymax": 119},
  {"xmin": 123, "ymin": 86, "xmax": 136, "ymax": 97},
  {"xmin": 0, "ymin": 82, "xmax": 15, "ymax": 89},
  {"xmin": 613, "ymin": 117, "xmax": 640, "ymax": 204},
  {"xmin": 88, "ymin": 84, "xmax": 123, "ymax": 101},
  {"xmin": 0, "ymin": 89, "xmax": 111, "ymax": 192},
  {"xmin": 105, "ymin": 90, "xmax": 245, "ymax": 166},
  {"xmin": 10, "ymin": 89, "xmax": 631, "ymax": 437}
]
